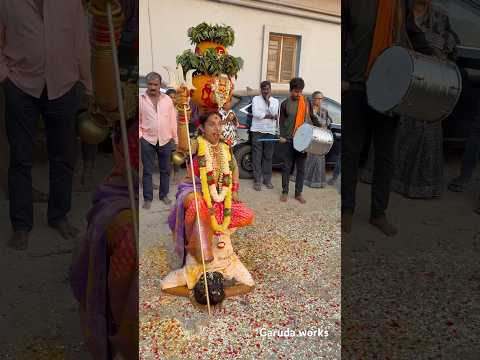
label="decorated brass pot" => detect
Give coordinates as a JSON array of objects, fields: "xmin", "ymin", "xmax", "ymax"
[{"xmin": 191, "ymin": 74, "xmax": 234, "ymax": 111}]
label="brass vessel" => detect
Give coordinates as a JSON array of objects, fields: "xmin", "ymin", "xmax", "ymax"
[
  {"xmin": 172, "ymin": 151, "xmax": 186, "ymax": 166},
  {"xmin": 77, "ymin": 111, "xmax": 110, "ymax": 144}
]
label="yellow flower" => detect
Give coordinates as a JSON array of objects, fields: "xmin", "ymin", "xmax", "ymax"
[{"xmin": 197, "ymin": 136, "xmax": 232, "ymax": 233}]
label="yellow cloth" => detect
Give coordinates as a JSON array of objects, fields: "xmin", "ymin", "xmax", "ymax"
[{"xmin": 161, "ymin": 232, "xmax": 254, "ymax": 289}]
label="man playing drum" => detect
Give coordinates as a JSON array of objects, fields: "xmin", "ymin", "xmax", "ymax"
[
  {"xmin": 361, "ymin": 0, "xmax": 462, "ymax": 200},
  {"xmin": 341, "ymin": 0, "xmax": 410, "ymax": 236},
  {"xmin": 278, "ymin": 77, "xmax": 310, "ymax": 204}
]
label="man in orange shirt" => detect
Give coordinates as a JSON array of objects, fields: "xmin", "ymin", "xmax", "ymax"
[
  {"xmin": 139, "ymin": 72, "xmax": 178, "ymax": 209},
  {"xmin": 0, "ymin": 0, "xmax": 92, "ymax": 249}
]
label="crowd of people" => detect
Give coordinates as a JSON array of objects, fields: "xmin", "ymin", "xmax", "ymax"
[{"xmin": 139, "ymin": 74, "xmax": 340, "ymax": 209}]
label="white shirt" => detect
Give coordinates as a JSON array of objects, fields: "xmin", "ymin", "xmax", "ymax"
[{"xmin": 251, "ymin": 95, "xmax": 279, "ymax": 135}]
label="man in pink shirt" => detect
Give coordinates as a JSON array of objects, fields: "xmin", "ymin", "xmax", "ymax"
[
  {"xmin": 0, "ymin": 0, "xmax": 92, "ymax": 249},
  {"xmin": 139, "ymin": 72, "xmax": 177, "ymax": 209}
]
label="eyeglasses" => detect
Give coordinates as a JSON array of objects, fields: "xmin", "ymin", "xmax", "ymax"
[{"xmin": 313, "ymin": 97, "xmax": 324, "ymax": 100}]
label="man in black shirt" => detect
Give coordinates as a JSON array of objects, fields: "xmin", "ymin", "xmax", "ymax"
[{"xmin": 279, "ymin": 78, "xmax": 309, "ymax": 204}]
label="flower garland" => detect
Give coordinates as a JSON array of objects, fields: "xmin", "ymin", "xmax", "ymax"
[
  {"xmin": 197, "ymin": 136, "xmax": 232, "ymax": 233},
  {"xmin": 205, "ymin": 140, "xmax": 229, "ymax": 202}
]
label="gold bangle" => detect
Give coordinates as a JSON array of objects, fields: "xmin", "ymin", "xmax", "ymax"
[
  {"xmin": 92, "ymin": 13, "xmax": 125, "ymax": 25},
  {"xmin": 176, "ymin": 104, "xmax": 191, "ymax": 112},
  {"xmin": 88, "ymin": 2, "xmax": 122, "ymax": 17}
]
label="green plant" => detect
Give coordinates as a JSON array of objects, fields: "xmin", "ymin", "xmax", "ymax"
[
  {"xmin": 176, "ymin": 50, "xmax": 200, "ymax": 73},
  {"xmin": 187, "ymin": 22, "xmax": 235, "ymax": 47},
  {"xmin": 176, "ymin": 48, "xmax": 244, "ymax": 78}
]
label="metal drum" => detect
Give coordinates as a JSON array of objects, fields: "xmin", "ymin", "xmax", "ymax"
[
  {"xmin": 293, "ymin": 123, "xmax": 334, "ymax": 156},
  {"xmin": 367, "ymin": 46, "xmax": 462, "ymax": 122}
]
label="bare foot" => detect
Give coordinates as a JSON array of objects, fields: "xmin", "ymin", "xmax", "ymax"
[
  {"xmin": 263, "ymin": 182, "xmax": 274, "ymax": 189},
  {"xmin": 50, "ymin": 219, "xmax": 80, "ymax": 240},
  {"xmin": 295, "ymin": 194, "xmax": 306, "ymax": 204},
  {"xmin": 143, "ymin": 201, "xmax": 152, "ymax": 209},
  {"xmin": 160, "ymin": 196, "xmax": 172, "ymax": 205},
  {"xmin": 369, "ymin": 215, "xmax": 397, "ymax": 237}
]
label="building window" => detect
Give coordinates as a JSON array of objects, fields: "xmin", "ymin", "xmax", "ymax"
[{"xmin": 266, "ymin": 33, "xmax": 299, "ymax": 84}]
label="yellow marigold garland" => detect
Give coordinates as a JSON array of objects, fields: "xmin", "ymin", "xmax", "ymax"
[{"xmin": 197, "ymin": 136, "xmax": 232, "ymax": 233}]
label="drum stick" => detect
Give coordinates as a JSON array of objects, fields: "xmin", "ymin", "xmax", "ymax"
[
  {"xmin": 255, "ymin": 138, "xmax": 292, "ymax": 142},
  {"xmin": 256, "ymin": 138, "xmax": 279, "ymax": 142}
]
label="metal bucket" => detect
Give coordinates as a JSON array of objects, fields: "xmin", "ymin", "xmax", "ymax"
[
  {"xmin": 367, "ymin": 46, "xmax": 462, "ymax": 122},
  {"xmin": 293, "ymin": 123, "xmax": 334, "ymax": 156}
]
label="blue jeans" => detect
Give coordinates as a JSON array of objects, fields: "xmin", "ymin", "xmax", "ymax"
[{"xmin": 141, "ymin": 137, "xmax": 174, "ymax": 201}]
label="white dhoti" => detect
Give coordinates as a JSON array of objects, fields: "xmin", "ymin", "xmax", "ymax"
[{"xmin": 161, "ymin": 232, "xmax": 254, "ymax": 289}]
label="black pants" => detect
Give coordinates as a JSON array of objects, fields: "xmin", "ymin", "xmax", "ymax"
[
  {"xmin": 141, "ymin": 137, "xmax": 174, "ymax": 201},
  {"xmin": 4, "ymin": 79, "xmax": 80, "ymax": 231},
  {"xmin": 332, "ymin": 147, "xmax": 341, "ymax": 179},
  {"xmin": 341, "ymin": 90, "xmax": 398, "ymax": 217},
  {"xmin": 251, "ymin": 131, "xmax": 275, "ymax": 185},
  {"xmin": 281, "ymin": 141, "xmax": 307, "ymax": 195}
]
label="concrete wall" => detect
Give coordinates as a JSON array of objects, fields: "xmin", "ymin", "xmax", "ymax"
[{"xmin": 139, "ymin": 0, "xmax": 341, "ymax": 102}]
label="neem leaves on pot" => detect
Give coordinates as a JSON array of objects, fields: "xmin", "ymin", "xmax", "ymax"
[
  {"xmin": 187, "ymin": 22, "xmax": 235, "ymax": 47},
  {"xmin": 176, "ymin": 48, "xmax": 243, "ymax": 79}
]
